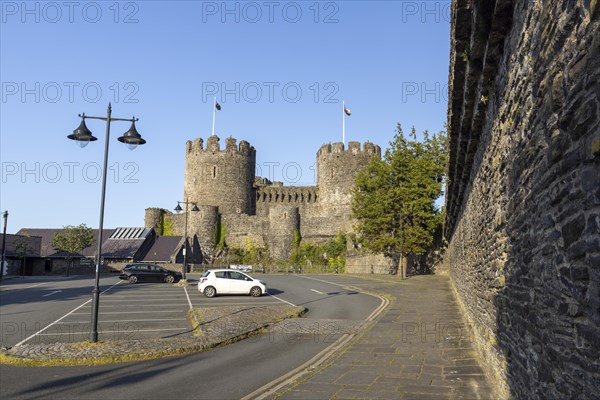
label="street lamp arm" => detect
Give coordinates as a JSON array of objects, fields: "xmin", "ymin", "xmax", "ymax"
[{"xmin": 79, "ymin": 114, "xmax": 138, "ymax": 123}]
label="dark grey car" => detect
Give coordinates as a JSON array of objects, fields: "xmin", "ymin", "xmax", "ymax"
[{"xmin": 119, "ymin": 263, "xmax": 182, "ymax": 284}]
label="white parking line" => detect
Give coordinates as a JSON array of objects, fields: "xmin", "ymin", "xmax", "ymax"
[
  {"xmin": 14, "ymin": 280, "xmax": 124, "ymax": 346},
  {"xmin": 99, "ymin": 298, "xmax": 186, "ymax": 302},
  {"xmin": 310, "ymin": 289, "xmax": 325, "ymax": 295},
  {"xmin": 106, "ymin": 293, "xmax": 186, "ymax": 299},
  {"xmin": 268, "ymin": 294, "xmax": 296, "ymax": 307},
  {"xmin": 35, "ymin": 327, "xmax": 187, "ymax": 336},
  {"xmin": 71, "ymin": 310, "xmax": 175, "ymax": 315},
  {"xmin": 192, "ymin": 301, "xmax": 283, "ymax": 306},
  {"xmin": 184, "ymin": 286, "xmax": 201, "ymax": 330},
  {"xmin": 56, "ymin": 318, "xmax": 187, "ymax": 324},
  {"xmin": 93, "ymin": 303, "xmax": 188, "ymax": 307}
]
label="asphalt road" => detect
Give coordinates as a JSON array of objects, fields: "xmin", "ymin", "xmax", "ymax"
[
  {"xmin": 0, "ymin": 274, "xmax": 381, "ymax": 400},
  {"xmin": 0, "ymin": 275, "xmax": 125, "ymax": 347}
]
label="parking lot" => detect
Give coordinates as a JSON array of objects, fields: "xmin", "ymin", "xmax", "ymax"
[{"xmin": 9, "ymin": 274, "xmax": 289, "ymax": 345}]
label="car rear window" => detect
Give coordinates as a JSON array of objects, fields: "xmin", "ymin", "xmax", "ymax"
[
  {"xmin": 215, "ymin": 271, "xmax": 226, "ymax": 278},
  {"xmin": 200, "ymin": 271, "xmax": 210, "ymax": 278}
]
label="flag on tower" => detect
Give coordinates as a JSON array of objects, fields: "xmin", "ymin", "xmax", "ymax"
[
  {"xmin": 344, "ymin": 106, "xmax": 351, "ymax": 116},
  {"xmin": 215, "ymin": 102, "xmax": 221, "ymax": 111}
]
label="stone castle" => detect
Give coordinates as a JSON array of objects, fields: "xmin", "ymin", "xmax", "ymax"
[{"xmin": 144, "ymin": 135, "xmax": 381, "ymax": 261}]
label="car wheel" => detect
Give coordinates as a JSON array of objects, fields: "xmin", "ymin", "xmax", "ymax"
[
  {"xmin": 204, "ymin": 286, "xmax": 217, "ymax": 298},
  {"xmin": 250, "ymin": 286, "xmax": 262, "ymax": 297},
  {"xmin": 129, "ymin": 275, "xmax": 138, "ymax": 284},
  {"xmin": 165, "ymin": 275, "xmax": 175, "ymax": 283}
]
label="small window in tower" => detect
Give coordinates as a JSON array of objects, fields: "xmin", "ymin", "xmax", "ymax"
[
  {"xmin": 284, "ymin": 212, "xmax": 287, "ymax": 219},
  {"xmin": 331, "ymin": 168, "xmax": 334, "ymax": 178},
  {"xmin": 213, "ymin": 166, "xmax": 217, "ymax": 179}
]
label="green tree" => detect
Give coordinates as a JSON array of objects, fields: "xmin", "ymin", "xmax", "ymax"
[
  {"xmin": 352, "ymin": 124, "xmax": 447, "ymax": 278},
  {"xmin": 14, "ymin": 232, "xmax": 34, "ymax": 278},
  {"xmin": 52, "ymin": 224, "xmax": 94, "ymax": 276}
]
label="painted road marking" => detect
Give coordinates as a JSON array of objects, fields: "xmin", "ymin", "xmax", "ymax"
[
  {"xmin": 99, "ymin": 298, "xmax": 186, "ymax": 302},
  {"xmin": 268, "ymin": 293, "xmax": 297, "ymax": 307},
  {"xmin": 56, "ymin": 318, "xmax": 187, "ymax": 324},
  {"xmin": 14, "ymin": 280, "xmax": 123, "ymax": 346},
  {"xmin": 71, "ymin": 310, "xmax": 175, "ymax": 315},
  {"xmin": 192, "ymin": 301, "xmax": 282, "ymax": 306},
  {"xmin": 0, "ymin": 282, "xmax": 47, "ymax": 295},
  {"xmin": 42, "ymin": 290, "xmax": 63, "ymax": 297},
  {"xmin": 34, "ymin": 327, "xmax": 187, "ymax": 336},
  {"xmin": 310, "ymin": 289, "xmax": 325, "ymax": 295}
]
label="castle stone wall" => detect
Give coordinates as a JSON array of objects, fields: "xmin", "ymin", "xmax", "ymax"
[
  {"xmin": 188, "ymin": 205, "xmax": 219, "ymax": 256},
  {"xmin": 144, "ymin": 207, "xmax": 165, "ymax": 232},
  {"xmin": 184, "ymin": 136, "xmax": 256, "ymax": 215},
  {"xmin": 317, "ymin": 141, "xmax": 381, "ymax": 213},
  {"xmin": 443, "ymin": 1, "xmax": 599, "ymax": 398},
  {"xmin": 268, "ymin": 206, "xmax": 300, "ymax": 260},
  {"xmin": 147, "ymin": 137, "xmax": 380, "ymax": 261},
  {"xmin": 255, "ymin": 186, "xmax": 319, "ymax": 217},
  {"xmin": 222, "ymin": 213, "xmax": 267, "ymax": 248}
]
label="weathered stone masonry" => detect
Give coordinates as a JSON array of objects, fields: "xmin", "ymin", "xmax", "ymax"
[
  {"xmin": 145, "ymin": 136, "xmax": 381, "ymax": 262},
  {"xmin": 442, "ymin": 1, "xmax": 599, "ymax": 399}
]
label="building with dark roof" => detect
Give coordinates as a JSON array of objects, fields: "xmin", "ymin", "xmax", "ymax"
[
  {"xmin": 0, "ymin": 233, "xmax": 42, "ymax": 276},
  {"xmin": 6, "ymin": 227, "xmax": 188, "ymax": 275},
  {"xmin": 101, "ymin": 227, "xmax": 155, "ymax": 261},
  {"xmin": 16, "ymin": 228, "xmax": 115, "ymax": 258},
  {"xmin": 141, "ymin": 236, "xmax": 185, "ymax": 263}
]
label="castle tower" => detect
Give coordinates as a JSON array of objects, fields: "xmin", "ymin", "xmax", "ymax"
[
  {"xmin": 144, "ymin": 207, "xmax": 166, "ymax": 231},
  {"xmin": 187, "ymin": 205, "xmax": 219, "ymax": 258},
  {"xmin": 268, "ymin": 206, "xmax": 299, "ymax": 260},
  {"xmin": 316, "ymin": 141, "xmax": 381, "ymax": 214},
  {"xmin": 184, "ymin": 136, "xmax": 256, "ymax": 215}
]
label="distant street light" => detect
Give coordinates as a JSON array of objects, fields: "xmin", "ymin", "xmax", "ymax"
[
  {"xmin": 174, "ymin": 201, "xmax": 199, "ymax": 281},
  {"xmin": 68, "ymin": 103, "xmax": 146, "ymax": 342},
  {"xmin": 0, "ymin": 210, "xmax": 8, "ymax": 280}
]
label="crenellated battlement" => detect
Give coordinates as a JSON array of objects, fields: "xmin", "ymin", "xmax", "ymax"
[
  {"xmin": 184, "ymin": 135, "xmax": 256, "ymax": 215},
  {"xmin": 317, "ymin": 141, "xmax": 381, "ymax": 157},
  {"xmin": 256, "ymin": 186, "xmax": 319, "ymax": 204},
  {"xmin": 186, "ymin": 135, "xmax": 255, "ymax": 156}
]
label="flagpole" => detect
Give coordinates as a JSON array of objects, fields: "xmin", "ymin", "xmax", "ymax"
[
  {"xmin": 342, "ymin": 100, "xmax": 345, "ymax": 145},
  {"xmin": 212, "ymin": 96, "xmax": 216, "ymax": 136}
]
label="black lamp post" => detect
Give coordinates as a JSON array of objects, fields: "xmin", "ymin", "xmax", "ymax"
[
  {"xmin": 0, "ymin": 210, "xmax": 8, "ymax": 280},
  {"xmin": 68, "ymin": 103, "xmax": 146, "ymax": 342},
  {"xmin": 174, "ymin": 200, "xmax": 199, "ymax": 281}
]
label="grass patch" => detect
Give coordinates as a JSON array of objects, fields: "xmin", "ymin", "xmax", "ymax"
[
  {"xmin": 188, "ymin": 307, "xmax": 205, "ymax": 337},
  {"xmin": 0, "ymin": 347, "xmax": 206, "ymax": 367}
]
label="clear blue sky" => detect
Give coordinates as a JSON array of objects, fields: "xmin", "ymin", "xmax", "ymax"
[{"xmin": 1, "ymin": 0, "xmax": 451, "ymax": 233}]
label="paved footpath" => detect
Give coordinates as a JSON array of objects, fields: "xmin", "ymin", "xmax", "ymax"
[{"xmin": 270, "ymin": 274, "xmax": 493, "ymax": 400}]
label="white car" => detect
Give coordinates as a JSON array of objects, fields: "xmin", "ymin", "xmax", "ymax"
[
  {"xmin": 198, "ymin": 269, "xmax": 267, "ymax": 298},
  {"xmin": 230, "ymin": 264, "xmax": 252, "ymax": 272}
]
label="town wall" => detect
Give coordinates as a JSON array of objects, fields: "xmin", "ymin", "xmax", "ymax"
[{"xmin": 442, "ymin": 1, "xmax": 599, "ymax": 398}]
